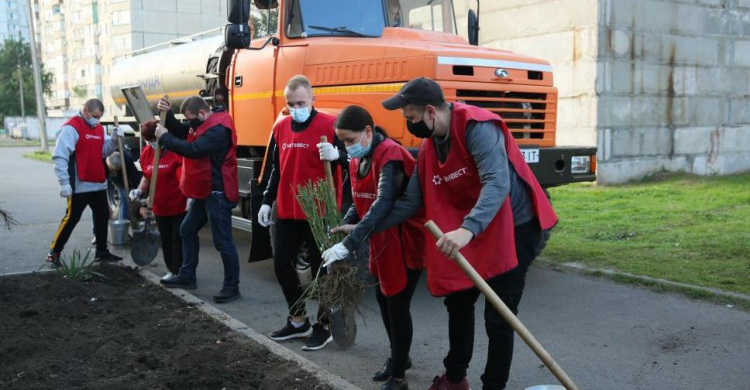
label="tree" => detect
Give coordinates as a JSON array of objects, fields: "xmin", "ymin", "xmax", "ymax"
[{"xmin": 0, "ymin": 39, "xmax": 54, "ymax": 121}]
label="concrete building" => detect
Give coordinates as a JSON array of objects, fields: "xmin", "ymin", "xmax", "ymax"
[
  {"xmin": 454, "ymin": 0, "xmax": 750, "ymax": 183},
  {"xmin": 37, "ymin": 0, "xmax": 228, "ymax": 115},
  {"xmin": 0, "ymin": 0, "xmax": 29, "ymax": 43}
]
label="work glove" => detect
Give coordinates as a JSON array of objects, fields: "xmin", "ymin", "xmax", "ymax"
[
  {"xmin": 257, "ymin": 204, "xmax": 272, "ymax": 227},
  {"xmin": 115, "ymin": 126, "xmax": 124, "ymax": 137},
  {"xmin": 59, "ymin": 184, "xmax": 72, "ymax": 198},
  {"xmin": 129, "ymin": 188, "xmax": 142, "ymax": 202},
  {"xmin": 157, "ymin": 95, "xmax": 171, "ymax": 112},
  {"xmin": 322, "ymin": 243, "xmax": 349, "ymax": 268},
  {"xmin": 317, "ymin": 142, "xmax": 340, "ymax": 161},
  {"xmin": 155, "ymin": 124, "xmax": 168, "ymax": 139}
]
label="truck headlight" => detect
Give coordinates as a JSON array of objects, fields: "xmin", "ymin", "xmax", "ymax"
[{"xmin": 571, "ymin": 156, "xmax": 591, "ymax": 174}]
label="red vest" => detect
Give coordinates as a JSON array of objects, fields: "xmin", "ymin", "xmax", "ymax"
[
  {"xmin": 141, "ymin": 146, "xmax": 187, "ymax": 217},
  {"xmin": 273, "ymin": 113, "xmax": 338, "ymax": 220},
  {"xmin": 452, "ymin": 103, "xmax": 558, "ymax": 231},
  {"xmin": 350, "ymin": 138, "xmax": 425, "ymax": 296},
  {"xmin": 179, "ymin": 111, "xmax": 239, "ymax": 202},
  {"xmin": 64, "ymin": 116, "xmax": 106, "ymax": 183}
]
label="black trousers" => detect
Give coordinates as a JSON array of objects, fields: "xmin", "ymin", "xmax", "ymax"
[
  {"xmin": 156, "ymin": 213, "xmax": 186, "ymax": 274},
  {"xmin": 50, "ymin": 190, "xmax": 110, "ymax": 254},
  {"xmin": 273, "ymin": 219, "xmax": 328, "ymax": 324},
  {"xmin": 443, "ymin": 219, "xmax": 542, "ymax": 390},
  {"xmin": 375, "ymin": 267, "xmax": 422, "ymax": 378}
]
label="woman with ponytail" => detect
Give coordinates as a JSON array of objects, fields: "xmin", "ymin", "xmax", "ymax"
[{"xmin": 322, "ymin": 105, "xmax": 425, "ymax": 390}]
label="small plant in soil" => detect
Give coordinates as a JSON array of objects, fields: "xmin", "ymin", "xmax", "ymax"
[{"xmin": 57, "ymin": 249, "xmax": 107, "ymax": 282}]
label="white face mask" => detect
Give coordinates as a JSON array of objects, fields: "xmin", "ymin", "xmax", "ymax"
[{"xmin": 290, "ymin": 106, "xmax": 312, "ymax": 123}]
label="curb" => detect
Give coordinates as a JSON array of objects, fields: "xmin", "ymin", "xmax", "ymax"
[
  {"xmin": 545, "ymin": 260, "xmax": 750, "ymax": 304},
  {"xmin": 137, "ymin": 268, "xmax": 362, "ymax": 390}
]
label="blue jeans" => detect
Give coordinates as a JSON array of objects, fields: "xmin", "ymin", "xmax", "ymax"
[{"xmin": 177, "ymin": 192, "xmax": 240, "ymax": 289}]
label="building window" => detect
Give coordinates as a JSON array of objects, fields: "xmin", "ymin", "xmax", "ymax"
[{"xmin": 112, "ymin": 10, "xmax": 130, "ymax": 26}]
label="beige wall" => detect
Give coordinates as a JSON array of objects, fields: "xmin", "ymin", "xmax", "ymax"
[{"xmin": 453, "ymin": 0, "xmax": 601, "ymax": 148}]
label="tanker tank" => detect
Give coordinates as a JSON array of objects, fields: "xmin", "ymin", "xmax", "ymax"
[{"xmin": 110, "ymin": 35, "xmax": 224, "ymax": 113}]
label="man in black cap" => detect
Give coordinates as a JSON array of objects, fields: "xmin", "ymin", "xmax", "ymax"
[{"xmin": 376, "ymin": 77, "xmax": 558, "ymax": 390}]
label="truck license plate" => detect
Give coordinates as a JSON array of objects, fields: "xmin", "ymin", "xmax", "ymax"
[{"xmin": 521, "ymin": 148, "xmax": 539, "ymax": 163}]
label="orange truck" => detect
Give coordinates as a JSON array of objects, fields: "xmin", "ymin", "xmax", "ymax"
[{"xmin": 110, "ymin": 0, "xmax": 596, "ymax": 258}]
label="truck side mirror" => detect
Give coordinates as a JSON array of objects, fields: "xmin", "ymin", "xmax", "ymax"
[
  {"xmin": 468, "ymin": 9, "xmax": 479, "ymax": 46},
  {"xmin": 225, "ymin": 24, "xmax": 251, "ymax": 49},
  {"xmin": 228, "ymin": 0, "xmax": 250, "ymax": 24}
]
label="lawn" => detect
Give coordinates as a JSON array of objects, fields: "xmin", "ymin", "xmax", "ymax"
[
  {"xmin": 545, "ymin": 173, "xmax": 750, "ymax": 295},
  {"xmin": 23, "ymin": 150, "xmax": 52, "ymax": 163}
]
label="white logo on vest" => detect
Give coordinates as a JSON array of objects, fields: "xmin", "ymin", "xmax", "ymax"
[
  {"xmin": 432, "ymin": 167, "xmax": 468, "ymax": 186},
  {"xmin": 85, "ymin": 134, "xmax": 102, "ymax": 140},
  {"xmin": 282, "ymin": 143, "xmax": 309, "ymax": 150}
]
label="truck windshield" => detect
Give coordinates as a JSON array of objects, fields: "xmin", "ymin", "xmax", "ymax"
[
  {"xmin": 285, "ymin": 0, "xmax": 457, "ymax": 38},
  {"xmin": 387, "ymin": 0, "xmax": 457, "ymax": 33},
  {"xmin": 287, "ymin": 0, "xmax": 386, "ymax": 38}
]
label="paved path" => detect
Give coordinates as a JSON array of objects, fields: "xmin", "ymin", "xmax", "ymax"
[{"xmin": 1, "ymin": 146, "xmax": 748, "ymax": 390}]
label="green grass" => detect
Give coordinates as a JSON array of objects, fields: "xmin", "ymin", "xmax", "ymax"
[
  {"xmin": 545, "ymin": 173, "xmax": 750, "ymax": 295},
  {"xmin": 23, "ymin": 151, "xmax": 52, "ymax": 163},
  {"xmin": 0, "ymin": 139, "xmax": 42, "ymax": 147}
]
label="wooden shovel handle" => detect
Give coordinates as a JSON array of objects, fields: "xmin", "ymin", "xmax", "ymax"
[
  {"xmin": 114, "ymin": 116, "xmax": 130, "ymax": 195},
  {"xmin": 320, "ymin": 136, "xmax": 336, "ymax": 193},
  {"xmin": 147, "ymin": 111, "xmax": 166, "ymax": 211},
  {"xmin": 424, "ymin": 220, "xmax": 580, "ymax": 390}
]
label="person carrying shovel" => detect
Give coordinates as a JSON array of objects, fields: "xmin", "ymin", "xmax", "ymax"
[
  {"xmin": 129, "ymin": 119, "xmax": 187, "ymax": 281},
  {"xmin": 154, "ymin": 95, "xmax": 241, "ymax": 304},
  {"xmin": 354, "ymin": 77, "xmax": 557, "ymax": 390}
]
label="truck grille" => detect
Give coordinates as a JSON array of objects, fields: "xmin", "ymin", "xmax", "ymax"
[{"xmin": 456, "ymin": 90, "xmax": 553, "ymax": 143}]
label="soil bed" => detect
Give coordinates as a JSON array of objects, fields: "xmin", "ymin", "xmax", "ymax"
[{"xmin": 0, "ymin": 264, "xmax": 332, "ymax": 390}]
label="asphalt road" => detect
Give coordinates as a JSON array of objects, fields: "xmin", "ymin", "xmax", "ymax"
[{"xmin": 1, "ymin": 146, "xmax": 748, "ymax": 390}]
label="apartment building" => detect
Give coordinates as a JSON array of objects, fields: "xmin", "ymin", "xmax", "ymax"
[{"xmin": 0, "ymin": 0, "xmax": 29, "ymax": 42}]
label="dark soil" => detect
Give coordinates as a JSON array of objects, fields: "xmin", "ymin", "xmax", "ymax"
[{"xmin": 0, "ymin": 264, "xmax": 332, "ymax": 390}]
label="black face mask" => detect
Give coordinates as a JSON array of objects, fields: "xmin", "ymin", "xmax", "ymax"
[
  {"xmin": 188, "ymin": 117, "xmax": 204, "ymax": 130},
  {"xmin": 406, "ymin": 110, "xmax": 434, "ymax": 138}
]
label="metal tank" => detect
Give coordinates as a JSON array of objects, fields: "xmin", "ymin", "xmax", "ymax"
[{"xmin": 109, "ymin": 35, "xmax": 224, "ymax": 112}]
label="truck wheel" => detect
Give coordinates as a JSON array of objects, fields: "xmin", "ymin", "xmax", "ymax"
[
  {"xmin": 106, "ymin": 179, "xmax": 120, "ymax": 220},
  {"xmin": 535, "ymin": 189, "xmax": 553, "ymax": 257}
]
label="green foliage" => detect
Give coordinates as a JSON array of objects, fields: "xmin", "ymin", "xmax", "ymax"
[
  {"xmin": 23, "ymin": 151, "xmax": 52, "ymax": 162},
  {"xmin": 251, "ymin": 7, "xmax": 279, "ymax": 38},
  {"xmin": 57, "ymin": 249, "xmax": 107, "ymax": 282},
  {"xmin": 545, "ymin": 173, "xmax": 750, "ymax": 294},
  {"xmin": 0, "ymin": 38, "xmax": 55, "ymax": 120}
]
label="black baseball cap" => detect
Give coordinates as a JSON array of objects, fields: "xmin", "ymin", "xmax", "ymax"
[{"xmin": 382, "ymin": 77, "xmax": 445, "ymax": 110}]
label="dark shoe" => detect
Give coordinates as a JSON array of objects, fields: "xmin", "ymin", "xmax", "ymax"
[
  {"xmin": 301, "ymin": 323, "xmax": 333, "ymax": 351},
  {"xmin": 94, "ymin": 250, "xmax": 122, "ymax": 262},
  {"xmin": 269, "ymin": 317, "xmax": 312, "ymax": 341},
  {"xmin": 380, "ymin": 377, "xmax": 408, "ymax": 390},
  {"xmin": 46, "ymin": 251, "xmax": 61, "ymax": 269},
  {"xmin": 160, "ymin": 275, "xmax": 197, "ymax": 290},
  {"xmin": 373, "ymin": 357, "xmax": 413, "ymax": 382},
  {"xmin": 212, "ymin": 288, "xmax": 240, "ymax": 303},
  {"xmin": 428, "ymin": 374, "xmax": 470, "ymax": 390}
]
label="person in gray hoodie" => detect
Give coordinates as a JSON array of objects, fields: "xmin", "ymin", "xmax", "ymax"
[{"xmin": 47, "ymin": 98, "xmax": 124, "ymax": 267}]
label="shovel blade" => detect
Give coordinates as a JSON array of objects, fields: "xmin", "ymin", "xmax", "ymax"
[
  {"xmin": 330, "ymin": 307, "xmax": 357, "ymax": 348},
  {"xmin": 131, "ymin": 228, "xmax": 160, "ymax": 266}
]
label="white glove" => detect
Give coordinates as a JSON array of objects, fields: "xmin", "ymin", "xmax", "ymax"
[
  {"xmin": 317, "ymin": 142, "xmax": 340, "ymax": 161},
  {"xmin": 257, "ymin": 204, "xmax": 272, "ymax": 227},
  {"xmin": 115, "ymin": 126, "xmax": 124, "ymax": 137},
  {"xmin": 59, "ymin": 184, "xmax": 72, "ymax": 198},
  {"xmin": 129, "ymin": 188, "xmax": 142, "ymax": 202},
  {"xmin": 155, "ymin": 124, "xmax": 168, "ymax": 139},
  {"xmin": 322, "ymin": 243, "xmax": 349, "ymax": 268}
]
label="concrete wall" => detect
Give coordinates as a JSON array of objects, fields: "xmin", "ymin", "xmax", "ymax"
[
  {"xmin": 596, "ymin": 0, "xmax": 750, "ymax": 183},
  {"xmin": 453, "ymin": 0, "xmax": 600, "ymax": 148}
]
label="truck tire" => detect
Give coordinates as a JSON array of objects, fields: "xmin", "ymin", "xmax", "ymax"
[
  {"xmin": 535, "ymin": 189, "xmax": 553, "ymax": 257},
  {"xmin": 106, "ymin": 179, "xmax": 121, "ymax": 220}
]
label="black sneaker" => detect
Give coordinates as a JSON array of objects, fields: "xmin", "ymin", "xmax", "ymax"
[
  {"xmin": 212, "ymin": 288, "xmax": 240, "ymax": 303},
  {"xmin": 269, "ymin": 317, "xmax": 312, "ymax": 341},
  {"xmin": 301, "ymin": 323, "xmax": 333, "ymax": 351},
  {"xmin": 46, "ymin": 251, "xmax": 61, "ymax": 269},
  {"xmin": 94, "ymin": 250, "xmax": 122, "ymax": 262},
  {"xmin": 160, "ymin": 275, "xmax": 197, "ymax": 290},
  {"xmin": 373, "ymin": 357, "xmax": 413, "ymax": 381},
  {"xmin": 381, "ymin": 377, "xmax": 408, "ymax": 390}
]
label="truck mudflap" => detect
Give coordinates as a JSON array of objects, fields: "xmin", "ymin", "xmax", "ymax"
[{"xmin": 524, "ymin": 146, "xmax": 597, "ymax": 187}]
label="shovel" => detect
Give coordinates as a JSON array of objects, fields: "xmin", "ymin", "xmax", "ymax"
[
  {"xmin": 424, "ymin": 221, "xmax": 580, "ymax": 390},
  {"xmin": 130, "ymin": 111, "xmax": 165, "ymax": 266}
]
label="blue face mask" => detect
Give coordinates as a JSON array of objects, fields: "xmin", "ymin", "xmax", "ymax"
[
  {"xmin": 346, "ymin": 132, "xmax": 370, "ymax": 158},
  {"xmin": 290, "ymin": 106, "xmax": 311, "ymax": 123},
  {"xmin": 85, "ymin": 116, "xmax": 100, "ymax": 127}
]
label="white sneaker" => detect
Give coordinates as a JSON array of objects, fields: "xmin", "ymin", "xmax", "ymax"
[{"xmin": 161, "ymin": 272, "xmax": 175, "ymax": 281}]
